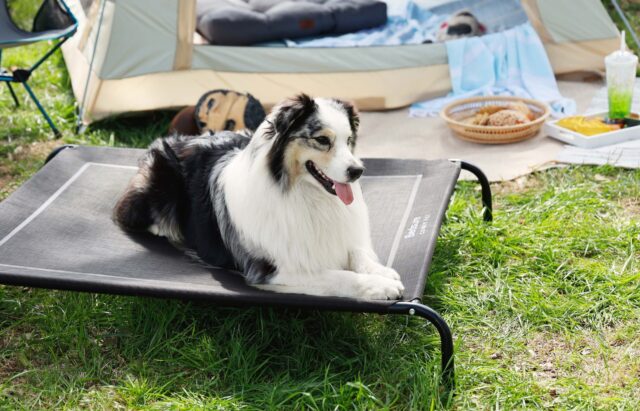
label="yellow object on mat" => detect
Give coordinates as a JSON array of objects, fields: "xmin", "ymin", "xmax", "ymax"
[{"xmin": 556, "ymin": 116, "xmax": 620, "ymax": 136}]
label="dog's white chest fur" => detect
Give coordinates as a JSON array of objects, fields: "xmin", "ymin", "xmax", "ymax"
[{"xmin": 221, "ymin": 151, "xmax": 370, "ymax": 274}]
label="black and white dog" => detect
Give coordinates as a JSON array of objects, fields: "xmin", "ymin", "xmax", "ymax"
[{"xmin": 114, "ymin": 95, "xmax": 404, "ymax": 299}]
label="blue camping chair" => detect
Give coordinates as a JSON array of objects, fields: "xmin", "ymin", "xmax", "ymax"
[{"xmin": 0, "ymin": 0, "xmax": 77, "ymax": 137}]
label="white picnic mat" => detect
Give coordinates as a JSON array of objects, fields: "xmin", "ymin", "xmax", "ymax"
[
  {"xmin": 555, "ymin": 140, "xmax": 640, "ymax": 168},
  {"xmin": 359, "ymin": 80, "xmax": 601, "ymax": 182}
]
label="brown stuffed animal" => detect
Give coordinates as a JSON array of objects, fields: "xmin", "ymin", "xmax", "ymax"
[
  {"xmin": 168, "ymin": 106, "xmax": 200, "ymax": 135},
  {"xmin": 168, "ymin": 89, "xmax": 266, "ymax": 136}
]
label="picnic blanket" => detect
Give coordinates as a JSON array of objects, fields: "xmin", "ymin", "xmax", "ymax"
[
  {"xmin": 358, "ymin": 80, "xmax": 599, "ymax": 182},
  {"xmin": 283, "ymin": 0, "xmax": 528, "ymax": 47},
  {"xmin": 556, "ymin": 140, "xmax": 640, "ymax": 168},
  {"xmin": 409, "ymin": 22, "xmax": 576, "ymax": 117}
]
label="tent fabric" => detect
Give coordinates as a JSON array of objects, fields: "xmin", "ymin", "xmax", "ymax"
[
  {"xmin": 0, "ymin": 146, "xmax": 461, "ymax": 310},
  {"xmin": 190, "ymin": 43, "xmax": 448, "ymax": 73},
  {"xmin": 60, "ymin": 0, "xmax": 620, "ymax": 124},
  {"xmin": 536, "ymin": 0, "xmax": 618, "ymax": 43}
]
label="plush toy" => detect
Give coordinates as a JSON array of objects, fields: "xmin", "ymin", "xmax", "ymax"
[
  {"xmin": 436, "ymin": 10, "xmax": 486, "ymax": 42},
  {"xmin": 195, "ymin": 89, "xmax": 266, "ymax": 133},
  {"xmin": 168, "ymin": 106, "xmax": 200, "ymax": 135},
  {"xmin": 168, "ymin": 89, "xmax": 266, "ymax": 135}
]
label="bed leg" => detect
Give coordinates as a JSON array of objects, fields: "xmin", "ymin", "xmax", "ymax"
[
  {"xmin": 459, "ymin": 161, "xmax": 492, "ymax": 222},
  {"xmin": 388, "ymin": 301, "xmax": 454, "ymax": 390}
]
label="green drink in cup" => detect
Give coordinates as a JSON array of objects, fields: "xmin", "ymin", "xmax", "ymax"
[{"xmin": 606, "ymin": 31, "xmax": 638, "ymax": 120}]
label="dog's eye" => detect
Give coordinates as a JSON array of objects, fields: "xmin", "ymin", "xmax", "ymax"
[{"xmin": 314, "ymin": 136, "xmax": 331, "ymax": 146}]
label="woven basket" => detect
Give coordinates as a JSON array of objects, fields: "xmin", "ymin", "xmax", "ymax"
[{"xmin": 440, "ymin": 96, "xmax": 551, "ymax": 144}]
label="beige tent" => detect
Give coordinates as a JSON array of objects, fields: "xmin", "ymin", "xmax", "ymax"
[{"xmin": 61, "ymin": 0, "xmax": 620, "ymax": 124}]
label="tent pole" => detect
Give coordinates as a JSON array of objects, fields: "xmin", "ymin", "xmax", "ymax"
[
  {"xmin": 611, "ymin": 0, "xmax": 640, "ymax": 51},
  {"xmin": 77, "ymin": 0, "xmax": 107, "ymax": 133}
]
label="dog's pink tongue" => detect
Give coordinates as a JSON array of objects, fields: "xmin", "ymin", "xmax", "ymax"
[{"xmin": 334, "ymin": 182, "xmax": 354, "ymax": 205}]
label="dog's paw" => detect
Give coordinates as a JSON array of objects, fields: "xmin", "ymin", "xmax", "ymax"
[
  {"xmin": 354, "ymin": 259, "xmax": 401, "ymax": 281},
  {"xmin": 148, "ymin": 224, "xmax": 160, "ymax": 236},
  {"xmin": 358, "ymin": 275, "xmax": 405, "ymax": 300},
  {"xmin": 370, "ymin": 265, "xmax": 401, "ymax": 281}
]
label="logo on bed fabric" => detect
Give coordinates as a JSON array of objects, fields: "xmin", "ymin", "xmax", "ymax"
[
  {"xmin": 299, "ymin": 19, "xmax": 315, "ymax": 30},
  {"xmin": 404, "ymin": 215, "xmax": 431, "ymax": 239}
]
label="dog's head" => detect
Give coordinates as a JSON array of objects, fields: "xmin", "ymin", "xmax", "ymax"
[{"xmin": 262, "ymin": 94, "xmax": 363, "ymax": 205}]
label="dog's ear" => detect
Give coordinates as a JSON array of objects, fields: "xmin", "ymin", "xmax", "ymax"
[
  {"xmin": 334, "ymin": 99, "xmax": 360, "ymax": 136},
  {"xmin": 268, "ymin": 94, "xmax": 317, "ymax": 139},
  {"xmin": 267, "ymin": 94, "xmax": 317, "ymax": 188}
]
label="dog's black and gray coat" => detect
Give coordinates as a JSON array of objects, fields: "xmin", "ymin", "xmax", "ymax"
[
  {"xmin": 113, "ymin": 95, "xmax": 359, "ymax": 285},
  {"xmin": 114, "ymin": 132, "xmax": 246, "ymax": 270}
]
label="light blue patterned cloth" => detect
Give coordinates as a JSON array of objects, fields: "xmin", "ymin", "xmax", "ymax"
[
  {"xmin": 410, "ymin": 22, "xmax": 576, "ymax": 117},
  {"xmin": 283, "ymin": 1, "xmax": 441, "ymax": 47},
  {"xmin": 281, "ymin": 0, "xmax": 529, "ymax": 48}
]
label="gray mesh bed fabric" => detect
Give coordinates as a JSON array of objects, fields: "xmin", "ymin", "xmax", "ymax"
[
  {"xmin": 0, "ymin": 145, "xmax": 492, "ymax": 387},
  {"xmin": 0, "ymin": 145, "xmax": 458, "ymax": 310}
]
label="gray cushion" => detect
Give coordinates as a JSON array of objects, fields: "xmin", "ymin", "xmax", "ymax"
[{"xmin": 196, "ymin": 0, "xmax": 387, "ymax": 46}]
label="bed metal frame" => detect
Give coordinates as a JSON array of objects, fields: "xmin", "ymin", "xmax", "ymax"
[
  {"xmin": 42, "ymin": 147, "xmax": 493, "ymax": 392},
  {"xmin": 388, "ymin": 160, "xmax": 492, "ymax": 389}
]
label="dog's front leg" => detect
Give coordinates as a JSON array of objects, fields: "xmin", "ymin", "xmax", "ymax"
[
  {"xmin": 257, "ymin": 269, "xmax": 403, "ymax": 300},
  {"xmin": 349, "ymin": 248, "xmax": 401, "ymax": 281}
]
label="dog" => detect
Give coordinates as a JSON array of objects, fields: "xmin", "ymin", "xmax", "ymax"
[{"xmin": 113, "ymin": 94, "xmax": 404, "ymax": 299}]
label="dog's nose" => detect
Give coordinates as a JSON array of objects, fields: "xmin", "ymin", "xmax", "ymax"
[{"xmin": 346, "ymin": 166, "xmax": 364, "ymax": 182}]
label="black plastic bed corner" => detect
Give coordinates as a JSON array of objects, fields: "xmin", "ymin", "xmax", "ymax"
[
  {"xmin": 44, "ymin": 144, "xmax": 77, "ymax": 164},
  {"xmin": 452, "ymin": 160, "xmax": 493, "ymax": 222}
]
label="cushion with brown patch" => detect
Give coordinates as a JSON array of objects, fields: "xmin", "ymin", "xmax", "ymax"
[
  {"xmin": 194, "ymin": 89, "xmax": 266, "ymax": 133},
  {"xmin": 196, "ymin": 0, "xmax": 387, "ymax": 46}
]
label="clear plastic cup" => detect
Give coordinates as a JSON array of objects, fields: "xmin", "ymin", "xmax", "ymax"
[{"xmin": 605, "ymin": 32, "xmax": 638, "ymax": 119}]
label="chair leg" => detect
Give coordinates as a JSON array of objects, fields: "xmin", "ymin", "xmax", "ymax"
[
  {"xmin": 5, "ymin": 82, "xmax": 19, "ymax": 107},
  {"xmin": 388, "ymin": 301, "xmax": 455, "ymax": 391},
  {"xmin": 22, "ymin": 81, "xmax": 61, "ymax": 138}
]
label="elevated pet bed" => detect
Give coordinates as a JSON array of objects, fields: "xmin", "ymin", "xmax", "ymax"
[{"xmin": 0, "ymin": 145, "xmax": 492, "ymax": 388}]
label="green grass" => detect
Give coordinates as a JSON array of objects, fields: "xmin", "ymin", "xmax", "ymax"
[{"xmin": 1, "ymin": 2, "xmax": 640, "ymax": 410}]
